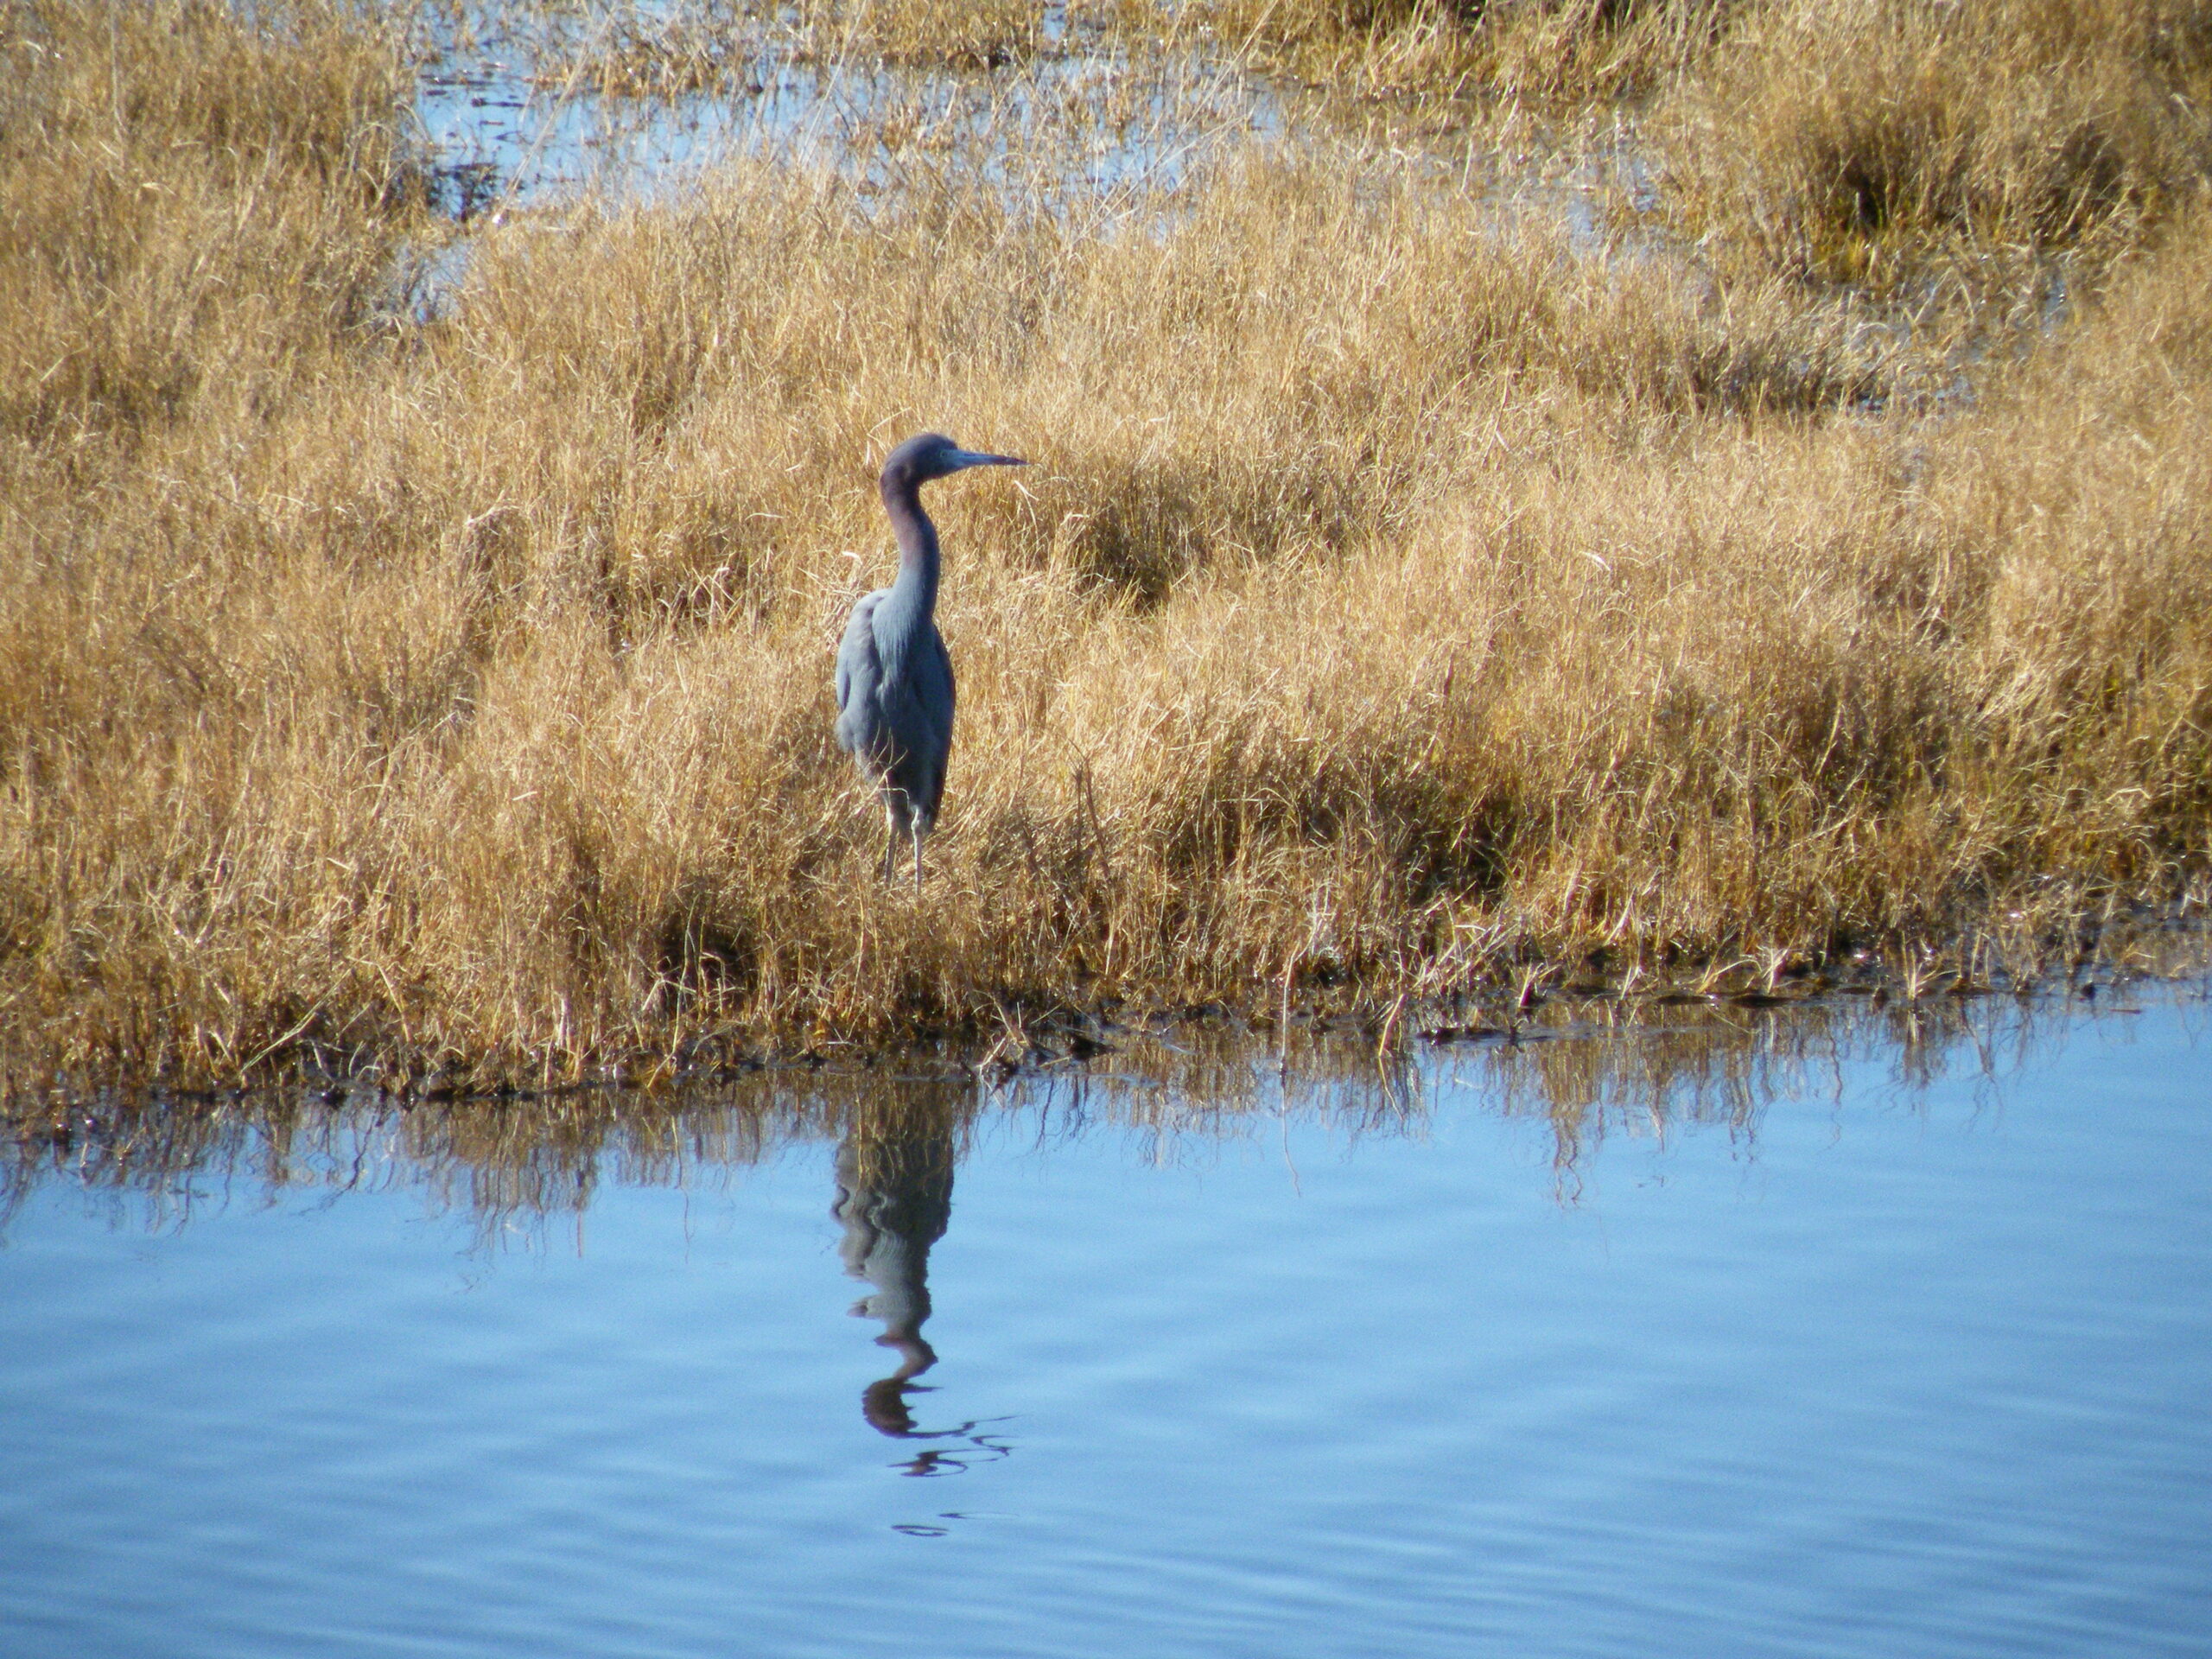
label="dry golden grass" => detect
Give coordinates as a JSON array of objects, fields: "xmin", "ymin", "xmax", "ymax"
[
  {"xmin": 555, "ymin": 0, "xmax": 1051, "ymax": 93},
  {"xmin": 1152, "ymin": 0, "xmax": 1731, "ymax": 104},
  {"xmin": 0, "ymin": 0, "xmax": 416, "ymax": 445},
  {"xmin": 3, "ymin": 0, "xmax": 2209, "ymax": 1088},
  {"xmin": 1656, "ymin": 0, "xmax": 2212, "ymax": 305}
]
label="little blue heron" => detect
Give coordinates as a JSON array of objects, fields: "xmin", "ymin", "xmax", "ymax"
[{"xmin": 835, "ymin": 432, "xmax": 1026, "ymax": 889}]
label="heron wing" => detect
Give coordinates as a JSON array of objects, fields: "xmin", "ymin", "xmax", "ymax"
[
  {"xmin": 916, "ymin": 626, "xmax": 954, "ymax": 743},
  {"xmin": 906, "ymin": 626, "xmax": 956, "ymax": 817},
  {"xmin": 834, "ymin": 589, "xmax": 888, "ymax": 755}
]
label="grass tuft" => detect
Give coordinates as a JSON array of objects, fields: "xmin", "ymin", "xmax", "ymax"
[{"xmin": 1160, "ymin": 0, "xmax": 1734, "ymax": 104}]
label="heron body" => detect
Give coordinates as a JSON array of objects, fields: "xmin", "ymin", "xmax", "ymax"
[{"xmin": 835, "ymin": 432, "xmax": 1025, "ymax": 888}]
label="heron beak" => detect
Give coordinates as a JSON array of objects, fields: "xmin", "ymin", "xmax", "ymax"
[{"xmin": 948, "ymin": 449, "xmax": 1027, "ymax": 469}]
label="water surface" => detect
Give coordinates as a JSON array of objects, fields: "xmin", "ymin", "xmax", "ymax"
[{"xmin": 3, "ymin": 993, "xmax": 2207, "ymax": 1657}]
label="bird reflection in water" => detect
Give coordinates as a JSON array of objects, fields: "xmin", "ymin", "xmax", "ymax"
[{"xmin": 832, "ymin": 1087, "xmax": 1013, "ymax": 1478}]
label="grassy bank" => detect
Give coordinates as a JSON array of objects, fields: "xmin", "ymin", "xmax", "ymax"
[{"xmin": 3, "ymin": 0, "xmax": 2210, "ymax": 1086}]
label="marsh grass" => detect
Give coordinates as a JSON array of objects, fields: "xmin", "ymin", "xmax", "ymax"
[
  {"xmin": 1656, "ymin": 0, "xmax": 2212, "ymax": 306},
  {"xmin": 0, "ymin": 0, "xmax": 418, "ymax": 445},
  {"xmin": 3, "ymin": 0, "xmax": 2209, "ymax": 1088},
  {"xmin": 1154, "ymin": 0, "xmax": 1732, "ymax": 105},
  {"xmin": 547, "ymin": 0, "xmax": 1053, "ymax": 95}
]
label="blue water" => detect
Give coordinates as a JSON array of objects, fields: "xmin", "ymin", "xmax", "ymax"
[
  {"xmin": 2, "ymin": 996, "xmax": 2208, "ymax": 1657},
  {"xmin": 411, "ymin": 22, "xmax": 1284, "ymax": 219}
]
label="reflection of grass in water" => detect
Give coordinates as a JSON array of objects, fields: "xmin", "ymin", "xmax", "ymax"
[
  {"xmin": 2, "ymin": 988, "xmax": 2169, "ymax": 1238},
  {"xmin": 3, "ymin": 0, "xmax": 2211, "ymax": 1084}
]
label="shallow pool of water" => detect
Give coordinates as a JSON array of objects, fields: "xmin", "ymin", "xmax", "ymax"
[
  {"xmin": 411, "ymin": 14, "xmax": 1287, "ymax": 218},
  {"xmin": 3, "ymin": 994, "xmax": 2207, "ymax": 1657}
]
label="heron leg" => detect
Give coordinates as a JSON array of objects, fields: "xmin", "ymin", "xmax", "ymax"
[
  {"xmin": 912, "ymin": 820, "xmax": 925, "ymax": 893},
  {"xmin": 881, "ymin": 791, "xmax": 914, "ymax": 886}
]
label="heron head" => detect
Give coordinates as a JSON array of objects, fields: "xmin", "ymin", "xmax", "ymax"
[{"xmin": 884, "ymin": 431, "xmax": 1027, "ymax": 486}]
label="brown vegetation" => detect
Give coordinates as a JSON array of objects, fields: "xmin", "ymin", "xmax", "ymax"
[
  {"xmin": 1160, "ymin": 0, "xmax": 1732, "ymax": 104},
  {"xmin": 2, "ymin": 0, "xmax": 2209, "ymax": 1087},
  {"xmin": 558, "ymin": 0, "xmax": 1052, "ymax": 92},
  {"xmin": 1660, "ymin": 0, "xmax": 2212, "ymax": 302}
]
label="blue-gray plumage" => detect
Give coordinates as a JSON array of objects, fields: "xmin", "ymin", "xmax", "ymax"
[{"xmin": 836, "ymin": 432, "xmax": 1026, "ymax": 889}]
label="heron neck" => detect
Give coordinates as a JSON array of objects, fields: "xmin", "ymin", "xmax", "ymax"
[{"xmin": 880, "ymin": 477, "xmax": 939, "ymax": 623}]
